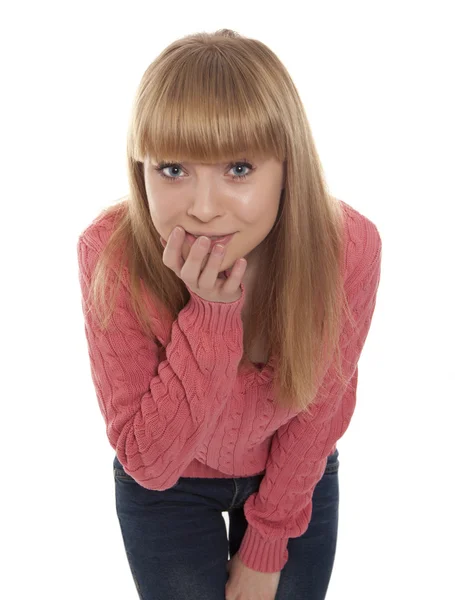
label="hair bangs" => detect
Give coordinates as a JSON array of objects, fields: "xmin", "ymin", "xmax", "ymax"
[{"xmin": 128, "ymin": 49, "xmax": 287, "ymax": 165}]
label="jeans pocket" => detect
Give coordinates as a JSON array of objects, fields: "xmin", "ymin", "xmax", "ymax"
[
  {"xmin": 113, "ymin": 454, "xmax": 136, "ymax": 482},
  {"xmin": 324, "ymin": 448, "xmax": 340, "ymax": 474},
  {"xmin": 113, "ymin": 466, "xmax": 135, "ymax": 482}
]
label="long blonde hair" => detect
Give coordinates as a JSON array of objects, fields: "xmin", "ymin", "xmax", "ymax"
[{"xmin": 84, "ymin": 29, "xmax": 356, "ymax": 414}]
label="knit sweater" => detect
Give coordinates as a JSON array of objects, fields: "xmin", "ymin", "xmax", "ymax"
[{"xmin": 77, "ymin": 199, "xmax": 382, "ymax": 573}]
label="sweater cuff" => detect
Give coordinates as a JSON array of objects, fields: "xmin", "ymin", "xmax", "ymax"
[{"xmin": 237, "ymin": 524, "xmax": 289, "ymax": 573}]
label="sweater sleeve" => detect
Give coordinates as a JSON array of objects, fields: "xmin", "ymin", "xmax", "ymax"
[
  {"xmin": 237, "ymin": 234, "xmax": 382, "ymax": 573},
  {"xmin": 77, "ymin": 235, "xmax": 246, "ymax": 491}
]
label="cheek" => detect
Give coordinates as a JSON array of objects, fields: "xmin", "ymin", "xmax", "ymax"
[
  {"xmin": 242, "ymin": 198, "xmax": 279, "ymax": 226},
  {"xmin": 148, "ymin": 203, "xmax": 177, "ymax": 236},
  {"xmin": 149, "ymin": 202, "xmax": 169, "ymax": 217}
]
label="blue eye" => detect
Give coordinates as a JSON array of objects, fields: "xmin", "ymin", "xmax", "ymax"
[{"xmin": 154, "ymin": 161, "xmax": 255, "ymax": 183}]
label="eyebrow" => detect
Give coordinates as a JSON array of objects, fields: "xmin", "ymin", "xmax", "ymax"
[{"xmin": 157, "ymin": 157, "xmax": 253, "ymax": 166}]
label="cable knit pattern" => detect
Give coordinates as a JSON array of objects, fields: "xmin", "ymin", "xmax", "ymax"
[{"xmin": 77, "ymin": 199, "xmax": 382, "ymax": 573}]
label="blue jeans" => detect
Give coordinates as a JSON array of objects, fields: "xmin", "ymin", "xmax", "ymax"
[{"xmin": 113, "ymin": 447, "xmax": 339, "ymax": 600}]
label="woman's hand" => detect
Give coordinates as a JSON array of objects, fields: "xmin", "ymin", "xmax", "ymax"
[
  {"xmin": 225, "ymin": 553, "xmax": 281, "ymax": 600},
  {"xmin": 160, "ymin": 227, "xmax": 247, "ymax": 303}
]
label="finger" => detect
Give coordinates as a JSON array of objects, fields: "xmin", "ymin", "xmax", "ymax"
[
  {"xmin": 162, "ymin": 228, "xmax": 185, "ymax": 273},
  {"xmin": 222, "ymin": 258, "xmax": 247, "ymax": 292},
  {"xmin": 180, "ymin": 235, "xmax": 212, "ymax": 283},
  {"xmin": 197, "ymin": 243, "xmax": 227, "ymax": 288}
]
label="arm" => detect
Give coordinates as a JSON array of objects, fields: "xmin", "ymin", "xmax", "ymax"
[
  {"xmin": 237, "ymin": 234, "xmax": 382, "ymax": 573},
  {"xmin": 77, "ymin": 236, "xmax": 246, "ymax": 491}
]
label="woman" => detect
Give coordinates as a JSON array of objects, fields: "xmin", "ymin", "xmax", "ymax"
[{"xmin": 77, "ymin": 28, "xmax": 382, "ymax": 600}]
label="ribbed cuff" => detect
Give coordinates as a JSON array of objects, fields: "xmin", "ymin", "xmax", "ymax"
[
  {"xmin": 237, "ymin": 524, "xmax": 289, "ymax": 573},
  {"xmin": 184, "ymin": 281, "xmax": 246, "ymax": 333}
]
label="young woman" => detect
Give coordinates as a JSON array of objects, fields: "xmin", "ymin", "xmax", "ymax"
[{"xmin": 77, "ymin": 28, "xmax": 382, "ymax": 600}]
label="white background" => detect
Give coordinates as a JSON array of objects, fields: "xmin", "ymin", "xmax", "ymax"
[{"xmin": 1, "ymin": 1, "xmax": 453, "ymax": 598}]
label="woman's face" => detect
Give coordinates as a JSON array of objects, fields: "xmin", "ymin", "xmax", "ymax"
[{"xmin": 143, "ymin": 154, "xmax": 285, "ymax": 276}]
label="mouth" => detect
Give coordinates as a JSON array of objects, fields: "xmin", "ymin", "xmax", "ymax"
[{"xmin": 184, "ymin": 231, "xmax": 236, "ymax": 248}]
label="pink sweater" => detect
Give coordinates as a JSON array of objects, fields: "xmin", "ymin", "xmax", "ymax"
[{"xmin": 77, "ymin": 199, "xmax": 382, "ymax": 573}]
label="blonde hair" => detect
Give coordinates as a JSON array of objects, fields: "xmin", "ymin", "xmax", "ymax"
[{"xmin": 85, "ymin": 29, "xmax": 356, "ymax": 414}]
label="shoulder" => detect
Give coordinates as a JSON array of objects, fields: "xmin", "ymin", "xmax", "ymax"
[
  {"xmin": 77, "ymin": 199, "xmax": 128, "ymax": 254},
  {"xmin": 337, "ymin": 198, "xmax": 382, "ymax": 292}
]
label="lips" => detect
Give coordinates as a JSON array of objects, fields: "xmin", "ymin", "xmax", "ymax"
[
  {"xmin": 189, "ymin": 233, "xmax": 233, "ymax": 239},
  {"xmin": 185, "ymin": 231, "xmax": 235, "ymax": 248}
]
